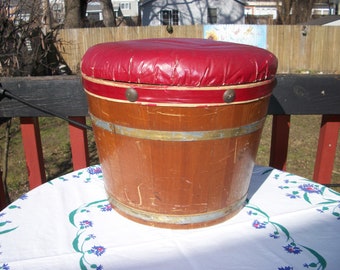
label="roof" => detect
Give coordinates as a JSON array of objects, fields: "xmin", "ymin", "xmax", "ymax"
[{"xmin": 303, "ymin": 15, "xmax": 340, "ymax": 25}]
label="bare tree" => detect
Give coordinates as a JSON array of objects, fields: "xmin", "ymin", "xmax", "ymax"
[
  {"xmin": 101, "ymin": 0, "xmax": 116, "ymax": 27},
  {"xmin": 64, "ymin": 0, "xmax": 116, "ymax": 28},
  {"xmin": 64, "ymin": 0, "xmax": 88, "ymax": 28},
  {"xmin": 0, "ymin": 0, "xmax": 71, "ymax": 76},
  {"xmin": 41, "ymin": 0, "xmax": 52, "ymax": 34},
  {"xmin": 277, "ymin": 0, "xmax": 315, "ymax": 24}
]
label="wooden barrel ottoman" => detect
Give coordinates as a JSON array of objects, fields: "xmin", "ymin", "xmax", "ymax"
[{"xmin": 81, "ymin": 38, "xmax": 278, "ymax": 229}]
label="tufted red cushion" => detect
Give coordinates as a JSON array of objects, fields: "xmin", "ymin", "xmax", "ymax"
[{"xmin": 81, "ymin": 38, "xmax": 277, "ymax": 87}]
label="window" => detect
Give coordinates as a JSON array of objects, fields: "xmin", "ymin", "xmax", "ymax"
[
  {"xmin": 208, "ymin": 8, "xmax": 217, "ymax": 24},
  {"xmin": 172, "ymin": 10, "xmax": 179, "ymax": 25},
  {"xmin": 120, "ymin": 2, "xmax": 131, "ymax": 10},
  {"xmin": 161, "ymin": 10, "xmax": 179, "ymax": 25},
  {"xmin": 87, "ymin": 12, "xmax": 100, "ymax": 22}
]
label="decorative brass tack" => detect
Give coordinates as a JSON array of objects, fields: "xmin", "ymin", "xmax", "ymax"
[
  {"xmin": 125, "ymin": 87, "xmax": 138, "ymax": 102},
  {"xmin": 223, "ymin": 89, "xmax": 235, "ymax": 103}
]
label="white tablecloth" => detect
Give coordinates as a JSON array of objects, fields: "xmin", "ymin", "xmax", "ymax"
[{"xmin": 0, "ymin": 165, "xmax": 339, "ymax": 270}]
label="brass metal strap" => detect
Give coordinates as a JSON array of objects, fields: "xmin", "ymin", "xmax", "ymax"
[{"xmin": 90, "ymin": 113, "xmax": 265, "ymax": 141}]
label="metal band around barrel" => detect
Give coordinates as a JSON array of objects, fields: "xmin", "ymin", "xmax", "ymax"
[
  {"xmin": 90, "ymin": 113, "xmax": 265, "ymax": 141},
  {"xmin": 107, "ymin": 193, "xmax": 246, "ymax": 225}
]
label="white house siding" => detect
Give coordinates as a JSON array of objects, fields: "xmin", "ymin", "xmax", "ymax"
[
  {"xmin": 112, "ymin": 0, "xmax": 139, "ymax": 17},
  {"xmin": 141, "ymin": 0, "xmax": 245, "ymax": 26}
]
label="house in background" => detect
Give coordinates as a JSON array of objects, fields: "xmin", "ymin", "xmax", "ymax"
[
  {"xmin": 140, "ymin": 0, "xmax": 246, "ymax": 26},
  {"xmin": 244, "ymin": 0, "xmax": 278, "ymax": 24},
  {"xmin": 303, "ymin": 15, "xmax": 340, "ymax": 26},
  {"xmin": 112, "ymin": 0, "xmax": 140, "ymax": 26},
  {"xmin": 85, "ymin": 0, "xmax": 139, "ymax": 26},
  {"xmin": 244, "ymin": 0, "xmax": 339, "ymax": 25}
]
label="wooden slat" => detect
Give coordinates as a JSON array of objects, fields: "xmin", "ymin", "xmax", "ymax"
[
  {"xmin": 267, "ymin": 74, "xmax": 340, "ymax": 115},
  {"xmin": 1, "ymin": 75, "xmax": 340, "ymax": 117},
  {"xmin": 0, "ymin": 76, "xmax": 87, "ymax": 117},
  {"xmin": 20, "ymin": 117, "xmax": 46, "ymax": 189},
  {"xmin": 68, "ymin": 116, "xmax": 90, "ymax": 170},
  {"xmin": 57, "ymin": 25, "xmax": 204, "ymax": 74},
  {"xmin": 269, "ymin": 115, "xmax": 291, "ymax": 171},
  {"xmin": 56, "ymin": 25, "xmax": 340, "ymax": 75},
  {"xmin": 313, "ymin": 115, "xmax": 340, "ymax": 184}
]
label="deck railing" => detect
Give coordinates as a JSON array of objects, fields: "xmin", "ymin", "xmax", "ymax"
[{"xmin": 0, "ymin": 74, "xmax": 339, "ymax": 209}]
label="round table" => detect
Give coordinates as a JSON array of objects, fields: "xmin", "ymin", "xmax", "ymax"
[{"xmin": 0, "ymin": 165, "xmax": 339, "ymax": 269}]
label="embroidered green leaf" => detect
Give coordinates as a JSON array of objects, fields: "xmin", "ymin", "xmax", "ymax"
[
  {"xmin": 303, "ymin": 192, "xmax": 311, "ymax": 204},
  {"xmin": 0, "ymin": 226, "xmax": 18, "ymax": 235},
  {"xmin": 80, "ymin": 257, "xmax": 88, "ymax": 270},
  {"xmin": 8, "ymin": 205, "xmax": 19, "ymax": 209},
  {"xmin": 0, "ymin": 221, "xmax": 9, "ymax": 227},
  {"xmin": 69, "ymin": 209, "xmax": 78, "ymax": 227},
  {"xmin": 72, "ymin": 232, "xmax": 83, "ymax": 253},
  {"xmin": 245, "ymin": 205, "xmax": 269, "ymax": 219},
  {"xmin": 272, "ymin": 222, "xmax": 290, "ymax": 241},
  {"xmin": 85, "ymin": 199, "xmax": 107, "ymax": 208},
  {"xmin": 332, "ymin": 212, "xmax": 340, "ymax": 217},
  {"xmin": 320, "ymin": 186, "xmax": 326, "ymax": 195},
  {"xmin": 317, "ymin": 200, "xmax": 338, "ymax": 205},
  {"xmin": 328, "ymin": 188, "xmax": 340, "ymax": 196},
  {"xmin": 301, "ymin": 245, "xmax": 327, "ymax": 270}
]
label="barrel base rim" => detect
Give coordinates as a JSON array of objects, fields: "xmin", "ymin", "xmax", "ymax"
[{"xmin": 107, "ymin": 192, "xmax": 247, "ymax": 229}]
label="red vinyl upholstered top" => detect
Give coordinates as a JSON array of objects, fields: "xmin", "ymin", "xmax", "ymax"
[{"xmin": 81, "ymin": 38, "xmax": 277, "ymax": 87}]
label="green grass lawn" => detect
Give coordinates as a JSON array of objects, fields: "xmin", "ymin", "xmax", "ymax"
[{"xmin": 1, "ymin": 115, "xmax": 339, "ymax": 202}]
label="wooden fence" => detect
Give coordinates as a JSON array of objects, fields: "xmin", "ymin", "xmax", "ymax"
[{"xmin": 57, "ymin": 25, "xmax": 340, "ymax": 75}]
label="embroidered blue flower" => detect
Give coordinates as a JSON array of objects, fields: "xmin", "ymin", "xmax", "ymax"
[
  {"xmin": 286, "ymin": 192, "xmax": 300, "ymax": 199},
  {"xmin": 278, "ymin": 267, "xmax": 293, "ymax": 270},
  {"xmin": 96, "ymin": 265, "xmax": 104, "ymax": 270},
  {"xmin": 252, "ymin": 219, "xmax": 266, "ymax": 229},
  {"xmin": 283, "ymin": 244, "xmax": 302, "ymax": 254},
  {"xmin": 20, "ymin": 194, "xmax": 28, "ymax": 200},
  {"xmin": 87, "ymin": 234, "xmax": 96, "ymax": 240},
  {"xmin": 90, "ymin": 245, "xmax": 106, "ymax": 256},
  {"xmin": 270, "ymin": 233, "xmax": 280, "ymax": 239},
  {"xmin": 87, "ymin": 166, "xmax": 102, "ymax": 175},
  {"xmin": 0, "ymin": 263, "xmax": 10, "ymax": 270},
  {"xmin": 79, "ymin": 220, "xmax": 93, "ymax": 229},
  {"xmin": 100, "ymin": 204, "xmax": 113, "ymax": 212},
  {"xmin": 298, "ymin": 184, "xmax": 321, "ymax": 194}
]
